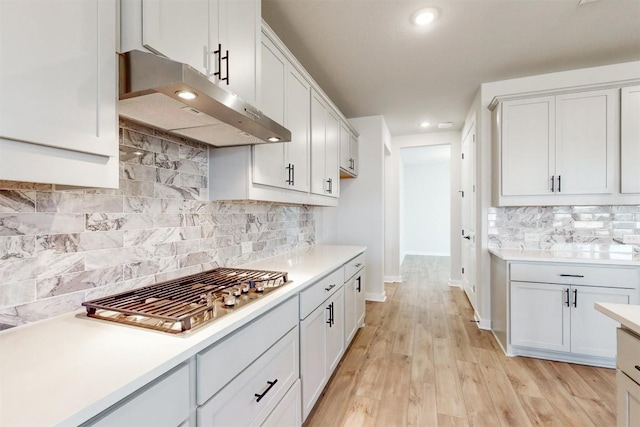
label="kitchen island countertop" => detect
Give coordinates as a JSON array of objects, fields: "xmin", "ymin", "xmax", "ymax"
[
  {"xmin": 0, "ymin": 244, "xmax": 365, "ymax": 427},
  {"xmin": 595, "ymin": 302, "xmax": 640, "ymax": 337},
  {"xmin": 489, "ymin": 247, "xmax": 640, "ymax": 266}
]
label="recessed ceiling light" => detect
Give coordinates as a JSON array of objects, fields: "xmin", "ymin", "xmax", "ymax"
[
  {"xmin": 438, "ymin": 122, "xmax": 453, "ymax": 129},
  {"xmin": 175, "ymin": 90, "xmax": 197, "ymax": 100},
  {"xmin": 412, "ymin": 8, "xmax": 438, "ymax": 26},
  {"xmin": 420, "ymin": 121, "xmax": 431, "ymax": 128}
]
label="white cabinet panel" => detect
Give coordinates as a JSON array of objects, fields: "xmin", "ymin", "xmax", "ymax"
[
  {"xmin": 325, "ymin": 109, "xmax": 340, "ymax": 197},
  {"xmin": 344, "ymin": 275, "xmax": 357, "ymax": 345},
  {"xmin": 570, "ymin": 286, "xmax": 633, "ymax": 358},
  {"xmin": 617, "ymin": 371, "xmax": 640, "ymax": 427},
  {"xmin": 326, "ymin": 287, "xmax": 345, "ymax": 373},
  {"xmin": 621, "ymin": 85, "xmax": 640, "ymax": 194},
  {"xmin": 141, "ymin": 0, "xmax": 209, "ymax": 75},
  {"xmin": 261, "ymin": 380, "xmax": 301, "ymax": 427},
  {"xmin": 501, "ymin": 96, "xmax": 555, "ymax": 196},
  {"xmin": 555, "ymin": 89, "xmax": 617, "ymax": 195},
  {"xmin": 355, "ymin": 272, "xmax": 366, "ymax": 328},
  {"xmin": 310, "ymin": 90, "xmax": 339, "ymax": 198},
  {"xmin": 300, "ymin": 302, "xmax": 327, "ymax": 420},
  {"xmin": 510, "ymin": 281, "xmax": 570, "ymax": 352},
  {"xmin": 285, "ymin": 66, "xmax": 311, "ymax": 192}
]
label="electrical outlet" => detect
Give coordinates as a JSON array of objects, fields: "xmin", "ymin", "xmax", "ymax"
[
  {"xmin": 241, "ymin": 241, "xmax": 252, "ymax": 254},
  {"xmin": 622, "ymin": 235, "xmax": 640, "ymax": 244}
]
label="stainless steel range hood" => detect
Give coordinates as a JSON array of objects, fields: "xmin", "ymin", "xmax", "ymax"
[{"xmin": 118, "ymin": 50, "xmax": 291, "ymax": 147}]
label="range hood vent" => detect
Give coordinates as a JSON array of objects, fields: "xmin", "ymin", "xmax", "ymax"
[{"xmin": 118, "ymin": 50, "xmax": 291, "ymax": 147}]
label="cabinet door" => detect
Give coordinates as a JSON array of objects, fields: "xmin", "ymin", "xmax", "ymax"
[
  {"xmin": 570, "ymin": 286, "xmax": 634, "ymax": 358},
  {"xmin": 344, "ymin": 276, "xmax": 357, "ymax": 346},
  {"xmin": 0, "ymin": 0, "xmax": 117, "ymax": 158},
  {"xmin": 285, "ymin": 66, "xmax": 311, "ymax": 193},
  {"xmin": 300, "ymin": 303, "xmax": 327, "ymax": 420},
  {"xmin": 621, "ymin": 85, "xmax": 640, "ymax": 194},
  {"xmin": 350, "ymin": 133, "xmax": 359, "ymax": 177},
  {"xmin": 214, "ymin": 0, "xmax": 259, "ymax": 103},
  {"xmin": 141, "ymin": 0, "xmax": 209, "ymax": 75},
  {"xmin": 355, "ymin": 272, "xmax": 366, "ymax": 328},
  {"xmin": 555, "ymin": 89, "xmax": 617, "ymax": 195},
  {"xmin": 510, "ymin": 281, "xmax": 570, "ymax": 352},
  {"xmin": 617, "ymin": 371, "xmax": 640, "ymax": 427},
  {"xmin": 310, "ymin": 90, "xmax": 327, "ymax": 196},
  {"xmin": 325, "ymin": 109, "xmax": 340, "ymax": 197},
  {"xmin": 339, "ymin": 121, "xmax": 351, "ymax": 171},
  {"xmin": 253, "ymin": 33, "xmax": 286, "ymax": 188},
  {"xmin": 261, "ymin": 380, "xmax": 302, "ymax": 427},
  {"xmin": 326, "ymin": 287, "xmax": 345, "ymax": 373},
  {"xmin": 500, "ymin": 97, "xmax": 555, "ymax": 196}
]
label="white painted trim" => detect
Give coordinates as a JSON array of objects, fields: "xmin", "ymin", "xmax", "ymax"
[
  {"xmin": 365, "ymin": 292, "xmax": 386, "ymax": 302},
  {"xmin": 448, "ymin": 279, "xmax": 462, "ymax": 288},
  {"xmin": 476, "ymin": 313, "xmax": 491, "ymax": 330},
  {"xmin": 384, "ymin": 276, "xmax": 402, "ymax": 283},
  {"xmin": 491, "ymin": 329, "xmax": 511, "ymax": 356},
  {"xmin": 403, "ymin": 251, "xmax": 450, "ymax": 257},
  {"xmin": 510, "ymin": 346, "xmax": 615, "ymax": 369}
]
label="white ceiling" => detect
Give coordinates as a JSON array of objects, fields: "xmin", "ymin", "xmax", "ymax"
[{"xmin": 262, "ymin": 0, "xmax": 640, "ymax": 136}]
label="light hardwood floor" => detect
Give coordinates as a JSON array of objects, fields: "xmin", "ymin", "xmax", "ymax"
[{"xmin": 304, "ymin": 255, "xmax": 617, "ymax": 427}]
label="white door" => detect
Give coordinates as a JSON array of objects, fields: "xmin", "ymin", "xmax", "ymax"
[
  {"xmin": 460, "ymin": 124, "xmax": 477, "ymax": 310},
  {"xmin": 555, "ymin": 89, "xmax": 616, "ymax": 195},
  {"xmin": 510, "ymin": 281, "xmax": 571, "ymax": 352},
  {"xmin": 253, "ymin": 33, "xmax": 285, "ymax": 188},
  {"xmin": 500, "ymin": 96, "xmax": 555, "ymax": 196},
  {"xmin": 621, "ymin": 85, "xmax": 640, "ymax": 194},
  {"xmin": 141, "ymin": 0, "xmax": 209, "ymax": 75},
  {"xmin": 570, "ymin": 285, "xmax": 634, "ymax": 358},
  {"xmin": 299, "ymin": 304, "xmax": 327, "ymax": 420},
  {"xmin": 285, "ymin": 65, "xmax": 311, "ymax": 193}
]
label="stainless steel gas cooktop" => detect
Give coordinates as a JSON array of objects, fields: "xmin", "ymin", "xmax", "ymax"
[{"xmin": 82, "ymin": 267, "xmax": 289, "ymax": 334}]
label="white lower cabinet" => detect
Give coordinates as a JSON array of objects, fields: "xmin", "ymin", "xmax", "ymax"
[
  {"xmin": 509, "ymin": 262, "xmax": 639, "ymax": 366},
  {"xmin": 197, "ymin": 327, "xmax": 299, "ymax": 427},
  {"xmin": 616, "ymin": 328, "xmax": 640, "ymax": 427},
  {"xmin": 299, "ymin": 270, "xmax": 346, "ymax": 421},
  {"xmin": 344, "ymin": 253, "xmax": 366, "ymax": 346},
  {"xmin": 83, "ymin": 363, "xmax": 191, "ymax": 427},
  {"xmin": 262, "ymin": 380, "xmax": 302, "ymax": 427}
]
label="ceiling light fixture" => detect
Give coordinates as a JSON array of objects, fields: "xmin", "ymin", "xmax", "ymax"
[
  {"xmin": 438, "ymin": 122, "xmax": 453, "ymax": 129},
  {"xmin": 412, "ymin": 8, "xmax": 439, "ymax": 26},
  {"xmin": 175, "ymin": 90, "xmax": 197, "ymax": 100},
  {"xmin": 420, "ymin": 121, "xmax": 431, "ymax": 128}
]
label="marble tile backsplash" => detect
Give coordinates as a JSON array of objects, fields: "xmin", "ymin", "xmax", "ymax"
[
  {"xmin": 0, "ymin": 120, "xmax": 315, "ymax": 327},
  {"xmin": 488, "ymin": 205, "xmax": 640, "ymax": 250}
]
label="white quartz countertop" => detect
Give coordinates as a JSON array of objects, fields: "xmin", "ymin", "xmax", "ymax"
[
  {"xmin": 488, "ymin": 247, "xmax": 640, "ymax": 266},
  {"xmin": 595, "ymin": 302, "xmax": 640, "ymax": 336},
  {"xmin": 0, "ymin": 244, "xmax": 365, "ymax": 427}
]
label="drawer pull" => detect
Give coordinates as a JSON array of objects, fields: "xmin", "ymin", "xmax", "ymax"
[
  {"xmin": 635, "ymin": 365, "xmax": 640, "ymax": 372},
  {"xmin": 324, "ymin": 283, "xmax": 336, "ymax": 291},
  {"xmin": 355, "ymin": 263, "xmax": 362, "ymax": 268},
  {"xmin": 254, "ymin": 379, "xmax": 278, "ymax": 403},
  {"xmin": 559, "ymin": 274, "xmax": 584, "ymax": 278}
]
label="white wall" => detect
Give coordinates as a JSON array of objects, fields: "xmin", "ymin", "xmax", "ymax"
[
  {"xmin": 401, "ymin": 145, "xmax": 450, "ymax": 257},
  {"xmin": 384, "ymin": 131, "xmax": 461, "ymax": 283},
  {"xmin": 470, "ymin": 60, "xmax": 640, "ymax": 328},
  {"xmin": 318, "ymin": 115, "xmax": 390, "ymax": 302}
]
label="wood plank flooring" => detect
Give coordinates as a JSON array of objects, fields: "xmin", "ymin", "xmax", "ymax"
[{"xmin": 304, "ymin": 255, "xmax": 616, "ymax": 427}]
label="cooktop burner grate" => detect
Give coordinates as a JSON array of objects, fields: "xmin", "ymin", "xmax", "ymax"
[{"xmin": 82, "ymin": 267, "xmax": 288, "ymax": 334}]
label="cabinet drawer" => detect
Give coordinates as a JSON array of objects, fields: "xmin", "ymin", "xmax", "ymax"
[
  {"xmin": 344, "ymin": 253, "xmax": 365, "ymax": 282},
  {"xmin": 299, "ymin": 268, "xmax": 344, "ymax": 319},
  {"xmin": 510, "ymin": 262, "xmax": 639, "ymax": 289},
  {"xmin": 197, "ymin": 327, "xmax": 299, "ymax": 427},
  {"xmin": 618, "ymin": 328, "xmax": 640, "ymax": 385},
  {"xmin": 197, "ymin": 296, "xmax": 298, "ymax": 405},
  {"xmin": 85, "ymin": 363, "xmax": 190, "ymax": 427}
]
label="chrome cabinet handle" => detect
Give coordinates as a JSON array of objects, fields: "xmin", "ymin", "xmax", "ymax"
[{"xmin": 254, "ymin": 379, "xmax": 278, "ymax": 402}]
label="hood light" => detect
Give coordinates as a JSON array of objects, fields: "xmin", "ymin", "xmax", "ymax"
[
  {"xmin": 176, "ymin": 90, "xmax": 197, "ymax": 100},
  {"xmin": 268, "ymin": 137, "xmax": 281, "ymax": 142}
]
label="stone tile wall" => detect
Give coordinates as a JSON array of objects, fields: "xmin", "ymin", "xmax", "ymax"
[
  {"xmin": 488, "ymin": 205, "xmax": 640, "ymax": 250},
  {"xmin": 0, "ymin": 120, "xmax": 315, "ymax": 327}
]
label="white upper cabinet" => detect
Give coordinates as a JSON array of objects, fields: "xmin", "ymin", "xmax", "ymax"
[
  {"xmin": 493, "ymin": 88, "xmax": 629, "ymax": 206},
  {"xmin": 339, "ymin": 121, "xmax": 358, "ymax": 178},
  {"xmin": 253, "ymin": 31, "xmax": 310, "ymax": 193},
  {"xmin": 311, "ymin": 90, "xmax": 340, "ymax": 198},
  {"xmin": 621, "ymin": 85, "xmax": 640, "ymax": 194},
  {"xmin": 0, "ymin": 0, "xmax": 118, "ymax": 188},
  {"xmin": 555, "ymin": 89, "xmax": 616, "ymax": 195},
  {"xmin": 121, "ymin": 0, "xmax": 259, "ymax": 103}
]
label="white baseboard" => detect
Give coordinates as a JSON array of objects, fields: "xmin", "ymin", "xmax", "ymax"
[
  {"xmin": 365, "ymin": 292, "xmax": 386, "ymax": 302},
  {"xmin": 448, "ymin": 279, "xmax": 462, "ymax": 288},
  {"xmin": 403, "ymin": 251, "xmax": 450, "ymax": 257},
  {"xmin": 476, "ymin": 313, "xmax": 491, "ymax": 330},
  {"xmin": 384, "ymin": 275, "xmax": 402, "ymax": 283}
]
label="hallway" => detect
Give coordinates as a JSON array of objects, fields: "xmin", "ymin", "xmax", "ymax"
[{"xmin": 304, "ymin": 255, "xmax": 616, "ymax": 426}]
